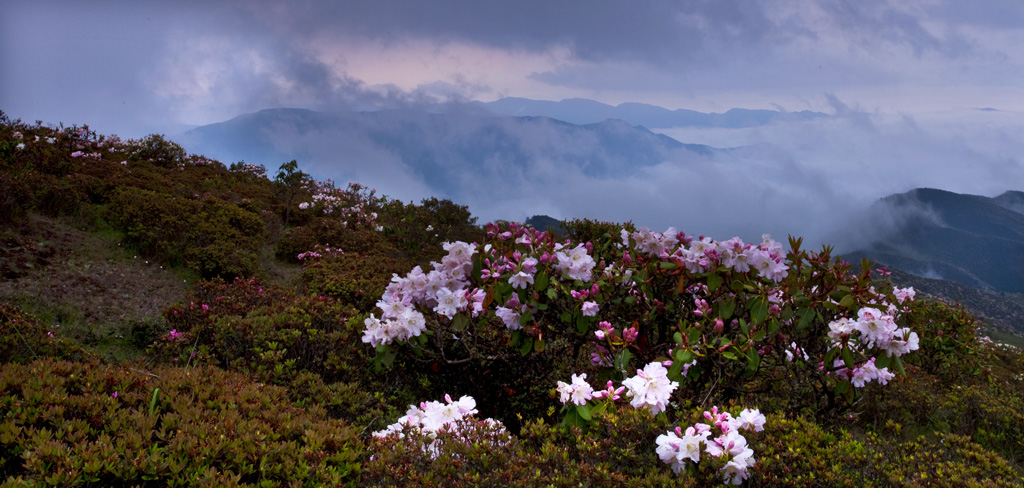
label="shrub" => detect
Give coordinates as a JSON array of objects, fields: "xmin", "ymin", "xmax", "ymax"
[
  {"xmin": 367, "ymin": 219, "xmax": 924, "ymax": 426},
  {"xmin": 125, "ymin": 134, "xmax": 187, "ymax": 168},
  {"xmin": 156, "ymin": 277, "xmax": 415, "ymax": 428},
  {"xmin": 0, "ymin": 304, "xmax": 90, "ymax": 364},
  {"xmin": 108, "ymin": 188, "xmax": 265, "ymax": 278},
  {"xmin": 0, "ymin": 173, "xmax": 31, "ymax": 224},
  {"xmin": 302, "ymin": 251, "xmax": 416, "ymax": 312},
  {"xmin": 0, "ymin": 359, "xmax": 362, "ymax": 486}
]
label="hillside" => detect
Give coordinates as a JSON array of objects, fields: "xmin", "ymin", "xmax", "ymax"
[
  {"xmin": 850, "ymin": 188, "xmax": 1024, "ymax": 294},
  {"xmin": 2, "ymin": 113, "xmax": 1024, "ymax": 486}
]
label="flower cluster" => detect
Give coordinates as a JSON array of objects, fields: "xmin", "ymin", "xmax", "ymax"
[
  {"xmin": 621, "ymin": 361, "xmax": 679, "ymax": 414},
  {"xmin": 298, "ymin": 182, "xmax": 382, "ymax": 230},
  {"xmin": 655, "ymin": 407, "xmax": 766, "ymax": 484},
  {"xmin": 361, "ymin": 241, "xmax": 484, "ymax": 347},
  {"xmin": 556, "ymin": 361, "xmax": 681, "ymax": 412},
  {"xmin": 296, "ymin": 245, "xmax": 344, "ymax": 261},
  {"xmin": 372, "ymin": 394, "xmax": 506, "ymax": 458},
  {"xmin": 628, "ymin": 228, "xmax": 789, "ymax": 281},
  {"xmin": 229, "ymin": 161, "xmax": 268, "ymax": 179},
  {"xmin": 826, "ymin": 301, "xmax": 920, "ymax": 387},
  {"xmin": 556, "ymin": 373, "xmax": 595, "ymax": 406}
]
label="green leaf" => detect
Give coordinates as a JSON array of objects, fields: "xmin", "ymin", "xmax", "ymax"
[
  {"xmin": 519, "ymin": 310, "xmax": 534, "ymax": 329},
  {"xmin": 149, "ymin": 388, "xmax": 161, "ymax": 415},
  {"xmin": 534, "ymin": 337, "xmax": 546, "ymax": 353},
  {"xmin": 562, "ymin": 407, "xmax": 586, "ymax": 427},
  {"xmin": 894, "ymin": 356, "xmax": 906, "ymax": 376},
  {"xmin": 750, "ymin": 299, "xmax": 768, "ymax": 325},
  {"xmin": 452, "ymin": 314, "xmax": 470, "ymax": 332},
  {"xmin": 520, "ymin": 337, "xmax": 534, "ymax": 356},
  {"xmin": 722, "ymin": 351, "xmax": 738, "ymax": 361},
  {"xmin": 719, "ymin": 299, "xmax": 736, "ymax": 320},
  {"xmin": 535, "ymin": 272, "xmax": 549, "ymax": 292},
  {"xmin": 835, "ymin": 380, "xmax": 851, "ymax": 395},
  {"xmin": 841, "ymin": 346, "xmax": 855, "ymax": 370},
  {"xmin": 687, "ymin": 328, "xmax": 702, "ymax": 346},
  {"xmin": 745, "ymin": 347, "xmax": 760, "ymax": 375},
  {"xmin": 667, "ymin": 360, "xmax": 684, "ymax": 382},
  {"xmin": 472, "ymin": 254, "xmax": 483, "ymax": 282},
  {"xmin": 615, "ymin": 349, "xmax": 634, "ymax": 373},
  {"xmin": 547, "ymin": 287, "xmax": 557, "ymax": 300},
  {"xmin": 673, "ymin": 331, "xmax": 683, "ymax": 344},
  {"xmin": 740, "ymin": 318, "xmax": 750, "ymax": 335},
  {"xmin": 875, "ymin": 354, "xmax": 892, "ymax": 369},
  {"xmin": 797, "ymin": 309, "xmax": 815, "ymax": 330},
  {"xmin": 752, "ymin": 329, "xmax": 766, "ymax": 342},
  {"xmin": 839, "ymin": 294, "xmax": 855, "ymax": 309},
  {"xmin": 576, "ymin": 314, "xmax": 589, "ymax": 334},
  {"xmin": 577, "ymin": 403, "xmax": 592, "ymax": 421},
  {"xmin": 496, "ymin": 282, "xmax": 513, "ymax": 299},
  {"xmin": 707, "ymin": 272, "xmax": 722, "ymax": 292},
  {"xmin": 824, "ymin": 346, "xmax": 839, "ymax": 367},
  {"xmin": 674, "ymin": 349, "xmax": 694, "ymax": 364},
  {"xmin": 659, "ymin": 261, "xmax": 678, "ymax": 270},
  {"xmin": 509, "ymin": 330, "xmax": 522, "ymax": 346}
]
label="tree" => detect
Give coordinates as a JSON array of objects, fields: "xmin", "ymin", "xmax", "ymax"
[{"xmin": 275, "ymin": 160, "xmax": 310, "ymax": 227}]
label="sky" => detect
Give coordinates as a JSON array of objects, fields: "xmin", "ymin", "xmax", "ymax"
[{"xmin": 3, "ymin": 0, "xmax": 1024, "ymax": 246}]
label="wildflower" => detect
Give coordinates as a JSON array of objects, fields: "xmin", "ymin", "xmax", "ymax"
[
  {"xmin": 622, "ymin": 361, "xmax": 678, "ymax": 414},
  {"xmin": 556, "ymin": 373, "xmax": 594, "ymax": 406},
  {"xmin": 581, "ymin": 300, "xmax": 599, "ymax": 316},
  {"xmin": 509, "ymin": 271, "xmax": 534, "ymax": 289}
]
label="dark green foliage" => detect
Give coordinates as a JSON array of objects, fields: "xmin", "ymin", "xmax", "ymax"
[
  {"xmin": 378, "ymin": 197, "xmax": 483, "ymax": 261},
  {"xmin": 108, "ymin": 188, "xmax": 265, "ymax": 279},
  {"xmin": 0, "ymin": 359, "xmax": 363, "ymax": 486},
  {"xmin": 902, "ymin": 299, "xmax": 985, "ymax": 381},
  {"xmin": 129, "ymin": 134, "xmax": 188, "ymax": 168}
]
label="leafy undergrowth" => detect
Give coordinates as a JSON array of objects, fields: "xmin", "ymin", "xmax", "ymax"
[{"xmin": 2, "ymin": 112, "xmax": 1024, "ymax": 486}]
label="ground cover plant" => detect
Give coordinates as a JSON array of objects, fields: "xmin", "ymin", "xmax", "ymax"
[{"xmin": 1, "ymin": 111, "xmax": 1023, "ymax": 486}]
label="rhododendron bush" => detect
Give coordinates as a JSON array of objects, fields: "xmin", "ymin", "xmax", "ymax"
[
  {"xmin": 366, "ymin": 220, "xmax": 920, "ymax": 418},
  {"xmin": 364, "ymin": 220, "xmax": 921, "ymax": 481}
]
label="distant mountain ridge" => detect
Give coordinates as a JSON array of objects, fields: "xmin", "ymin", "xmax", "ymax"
[
  {"xmin": 472, "ymin": 97, "xmax": 827, "ymax": 128},
  {"xmin": 847, "ymin": 188, "xmax": 1024, "ymax": 294},
  {"xmin": 180, "ymin": 107, "xmax": 715, "ymax": 202}
]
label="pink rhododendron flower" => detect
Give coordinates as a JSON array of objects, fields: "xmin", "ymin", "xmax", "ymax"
[
  {"xmin": 556, "ymin": 373, "xmax": 594, "ymax": 406},
  {"xmin": 622, "ymin": 361, "xmax": 678, "ymax": 414}
]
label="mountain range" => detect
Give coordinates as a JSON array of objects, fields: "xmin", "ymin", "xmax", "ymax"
[
  {"xmin": 180, "ymin": 107, "xmax": 715, "ymax": 203},
  {"xmin": 472, "ymin": 97, "xmax": 827, "ymax": 128}
]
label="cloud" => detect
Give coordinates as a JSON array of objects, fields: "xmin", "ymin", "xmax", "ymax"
[{"xmin": 181, "ymin": 96, "xmax": 1022, "ymax": 254}]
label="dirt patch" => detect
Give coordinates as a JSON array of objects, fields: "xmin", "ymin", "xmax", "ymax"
[{"xmin": 0, "ymin": 215, "xmax": 189, "ymax": 351}]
